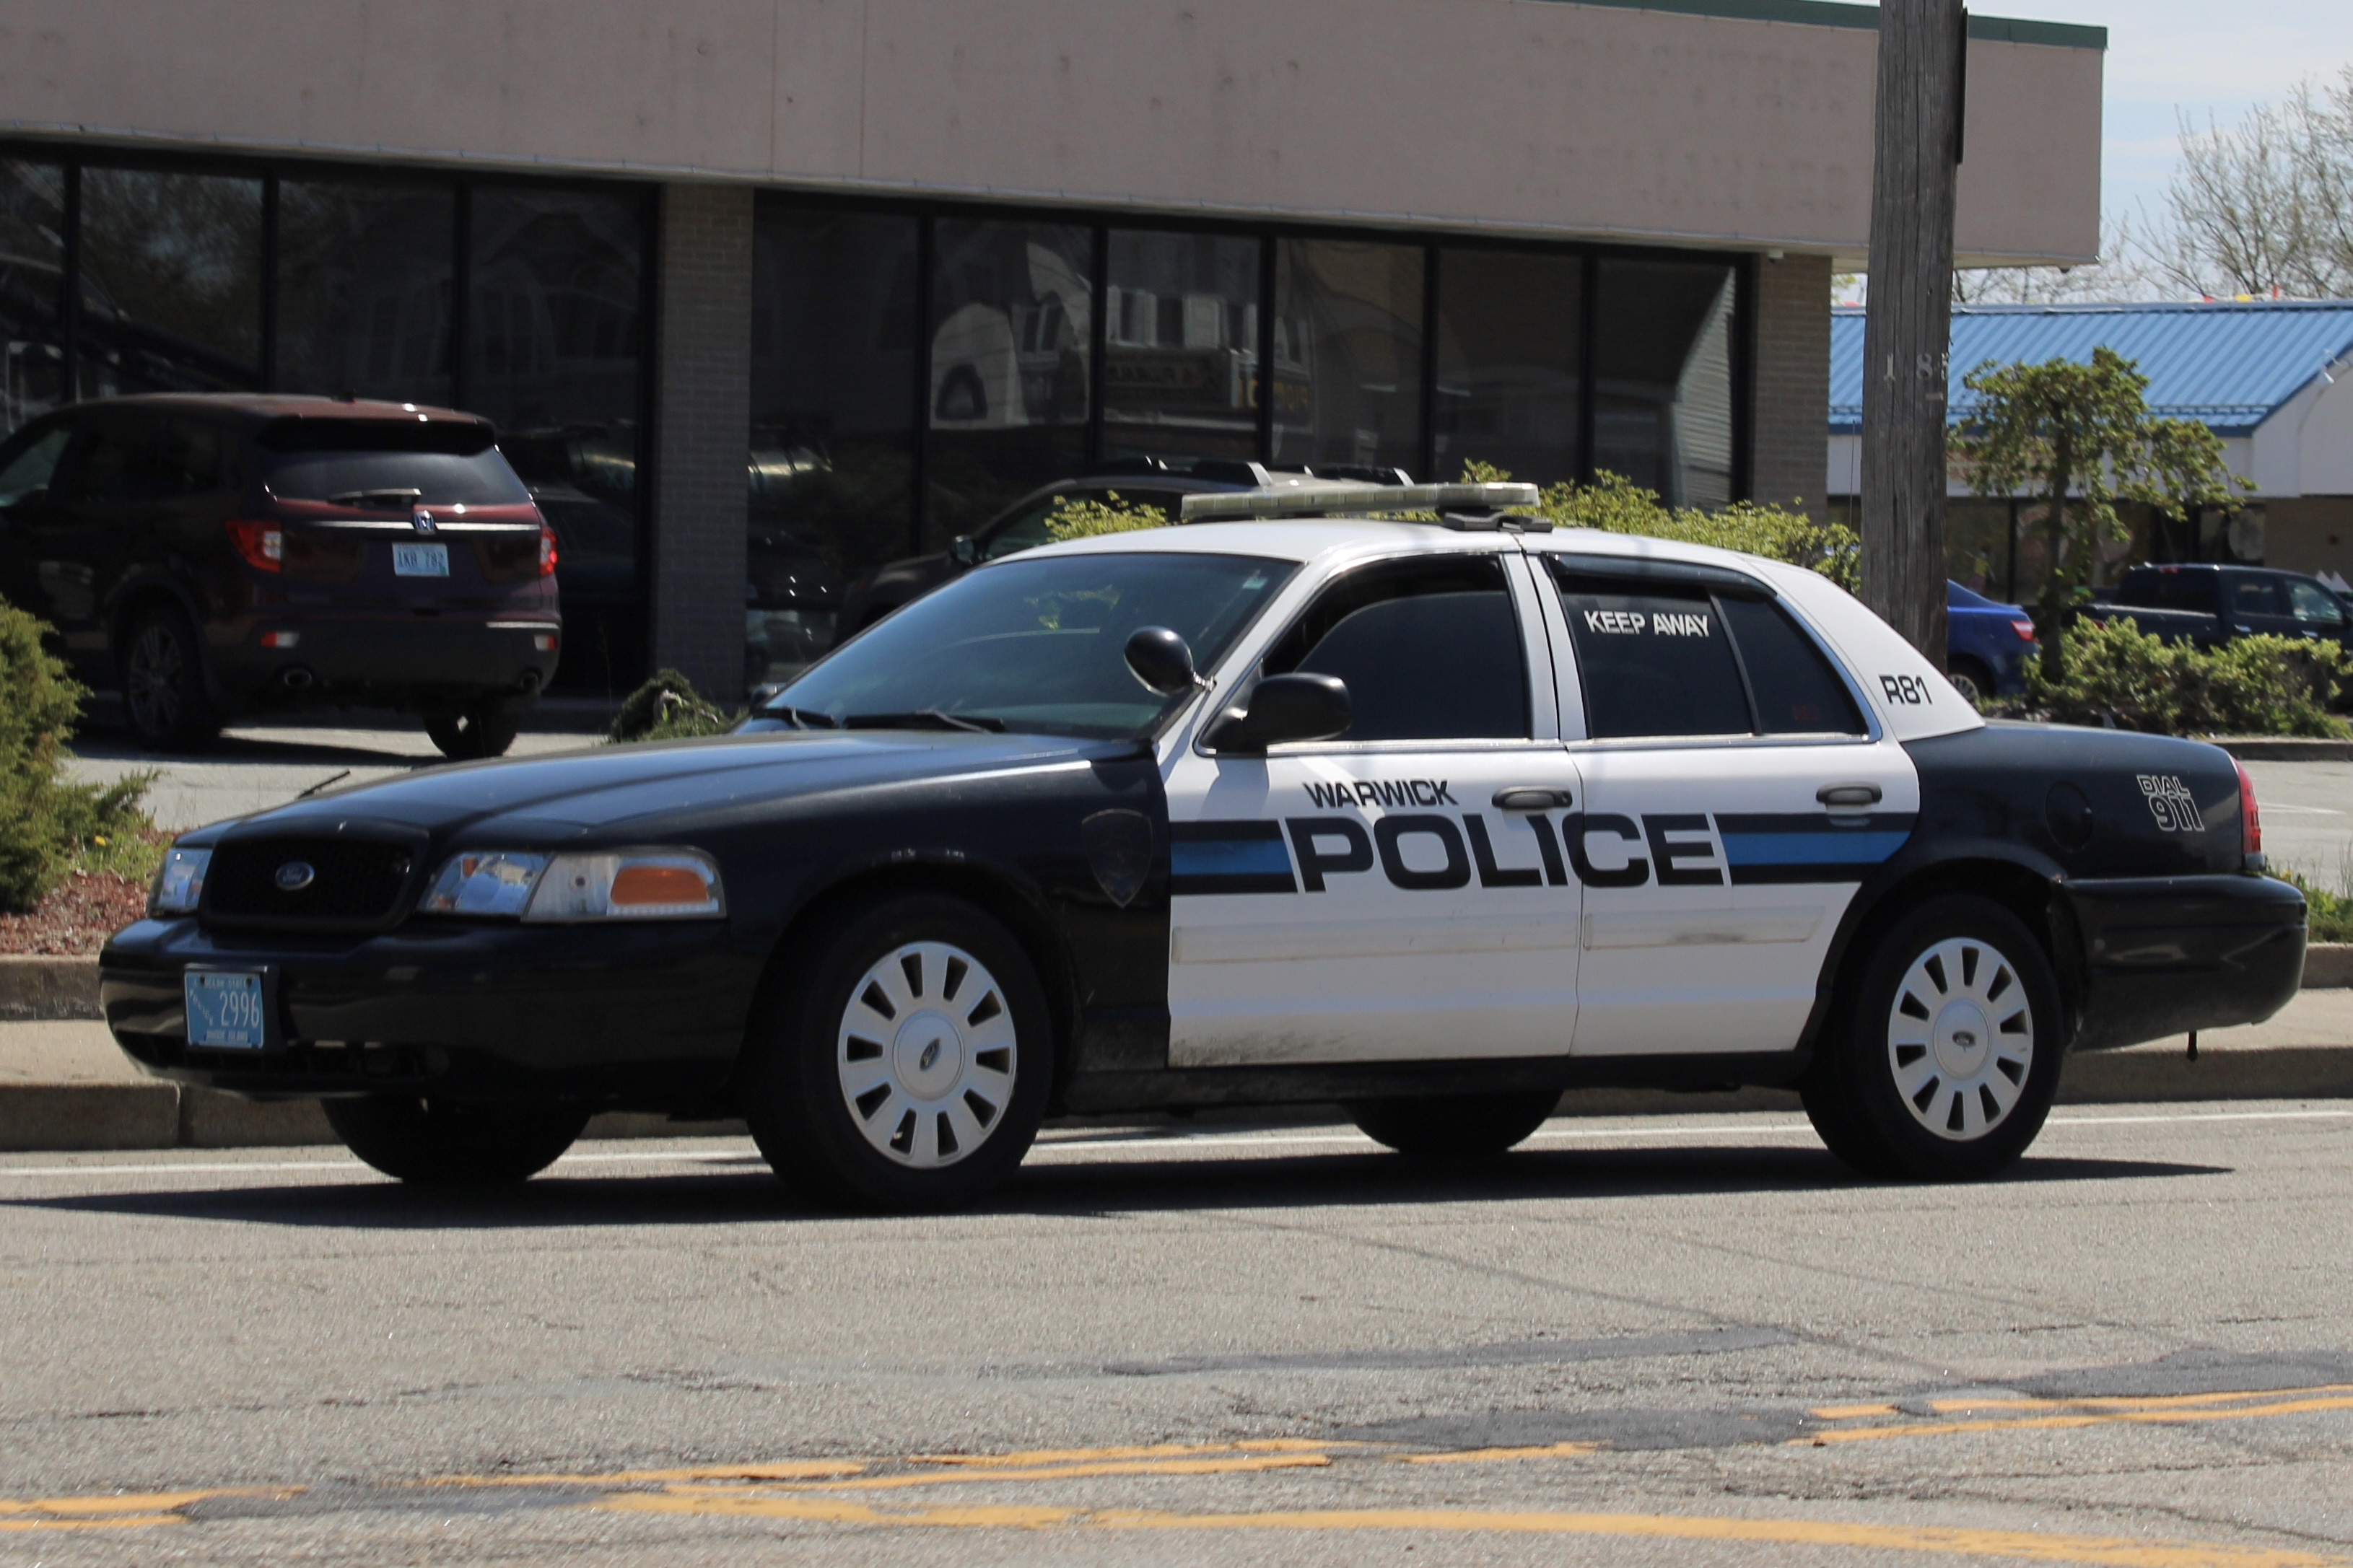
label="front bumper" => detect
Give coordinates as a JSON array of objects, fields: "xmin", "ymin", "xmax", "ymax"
[
  {"xmin": 2064, "ymin": 873, "xmax": 2306, "ymax": 1051},
  {"xmin": 99, "ymin": 915, "xmax": 764, "ymax": 1107}
]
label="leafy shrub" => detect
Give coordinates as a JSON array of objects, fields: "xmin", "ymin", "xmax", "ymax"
[
  {"xmin": 0, "ymin": 601, "xmax": 160, "ymax": 912},
  {"xmin": 607, "ymin": 669, "xmax": 738, "ymax": 743},
  {"xmin": 2270, "ymin": 863, "xmax": 2353, "ymax": 944},
  {"xmin": 2020, "ymin": 618, "xmax": 2350, "ymax": 738},
  {"xmin": 1044, "ymin": 490, "xmax": 1174, "ymax": 543}
]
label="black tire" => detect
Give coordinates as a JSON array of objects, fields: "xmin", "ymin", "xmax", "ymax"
[
  {"xmin": 323, "ymin": 1095, "xmax": 588, "ymax": 1186},
  {"xmin": 1945, "ymin": 658, "xmax": 1994, "ymax": 708},
  {"xmin": 1801, "ymin": 894, "xmax": 2064, "ymax": 1181},
  {"xmin": 741, "ymin": 893, "xmax": 1053, "ymax": 1212},
  {"xmin": 425, "ymin": 702, "xmax": 523, "ymax": 760},
  {"xmin": 1346, "ymin": 1092, "xmax": 1560, "ymax": 1160},
  {"xmin": 121, "ymin": 605, "xmax": 223, "ymax": 753}
]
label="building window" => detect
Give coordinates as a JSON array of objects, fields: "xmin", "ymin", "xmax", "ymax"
[
  {"xmin": 77, "ymin": 166, "xmax": 263, "ymax": 398},
  {"xmin": 748, "ymin": 202, "xmax": 920, "ymax": 686},
  {"xmin": 0, "ymin": 160, "xmax": 67, "ymax": 437},
  {"xmin": 1593, "ymin": 258, "xmax": 1735, "ymax": 507},
  {"xmin": 1433, "ymin": 247, "xmax": 1583, "ymax": 486},
  {"xmin": 1103, "ymin": 229, "xmax": 1262, "ymax": 464},
  {"xmin": 1270, "ymin": 239, "xmax": 1423, "ymax": 475},
  {"xmin": 275, "ymin": 178, "xmax": 455, "ymax": 407},
  {"xmin": 927, "ymin": 219, "xmax": 1093, "ymax": 546},
  {"xmin": 466, "ymin": 186, "xmax": 650, "ymax": 696}
]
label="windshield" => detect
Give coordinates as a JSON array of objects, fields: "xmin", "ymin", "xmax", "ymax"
[{"xmin": 768, "ymin": 551, "xmax": 1295, "ymax": 739}]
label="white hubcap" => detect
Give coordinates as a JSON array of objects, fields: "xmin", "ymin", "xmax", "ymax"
[
  {"xmin": 837, "ymin": 941, "xmax": 1016, "ymax": 1168},
  {"xmin": 1886, "ymin": 936, "xmax": 2035, "ymax": 1142}
]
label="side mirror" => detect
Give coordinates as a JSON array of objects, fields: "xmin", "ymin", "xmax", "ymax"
[
  {"xmin": 951, "ymin": 535, "xmax": 979, "ymax": 566},
  {"xmin": 1123, "ymin": 626, "xmax": 1200, "ymax": 695},
  {"xmin": 1202, "ymin": 674, "xmax": 1352, "ymax": 754}
]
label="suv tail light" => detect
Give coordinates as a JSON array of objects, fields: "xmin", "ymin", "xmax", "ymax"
[
  {"xmin": 224, "ymin": 520, "xmax": 283, "ymax": 572},
  {"xmin": 2237, "ymin": 760, "xmax": 2263, "ymax": 869},
  {"xmin": 538, "ymin": 522, "xmax": 559, "ymax": 577}
]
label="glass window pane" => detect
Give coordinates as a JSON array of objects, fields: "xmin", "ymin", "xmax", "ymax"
[
  {"xmin": 78, "ymin": 167, "xmax": 262, "ymax": 398},
  {"xmin": 0, "ymin": 160, "xmax": 68, "ymax": 437},
  {"xmin": 1556, "ymin": 577, "xmax": 1750, "ymax": 739},
  {"xmin": 1721, "ymin": 597, "xmax": 1864, "ymax": 735},
  {"xmin": 2289, "ymin": 580, "xmax": 2344, "ymax": 625},
  {"xmin": 748, "ymin": 202, "xmax": 918, "ymax": 688},
  {"xmin": 1592, "ymin": 259, "xmax": 1735, "ymax": 508},
  {"xmin": 1270, "ymin": 239, "xmax": 1423, "ymax": 476},
  {"xmin": 467, "ymin": 187, "xmax": 650, "ymax": 696},
  {"xmin": 1946, "ymin": 499, "xmax": 2012, "ymax": 600},
  {"xmin": 928, "ymin": 219, "xmax": 1091, "ymax": 546},
  {"xmin": 1433, "ymin": 248, "xmax": 1581, "ymax": 486},
  {"xmin": 276, "ymin": 179, "xmax": 455, "ymax": 406},
  {"xmin": 1264, "ymin": 558, "xmax": 1527, "ymax": 741},
  {"xmin": 1103, "ymin": 229, "xmax": 1260, "ymax": 464}
]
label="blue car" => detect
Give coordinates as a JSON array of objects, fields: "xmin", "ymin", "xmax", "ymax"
[{"xmin": 1946, "ymin": 580, "xmax": 2038, "ymax": 704}]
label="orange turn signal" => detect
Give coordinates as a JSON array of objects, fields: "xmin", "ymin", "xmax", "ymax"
[{"xmin": 609, "ymin": 864, "xmax": 713, "ymax": 907}]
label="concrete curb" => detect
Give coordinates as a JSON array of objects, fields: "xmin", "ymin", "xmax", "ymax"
[{"xmin": 2215, "ymin": 737, "xmax": 2353, "ymax": 761}]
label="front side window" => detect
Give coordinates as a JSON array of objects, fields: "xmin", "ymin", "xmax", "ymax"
[
  {"xmin": 1260, "ymin": 556, "xmax": 1528, "ymax": 743},
  {"xmin": 0, "ymin": 420, "xmax": 71, "ymax": 507}
]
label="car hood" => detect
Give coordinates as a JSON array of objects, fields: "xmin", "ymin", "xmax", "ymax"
[{"xmin": 195, "ymin": 730, "xmax": 1135, "ymax": 845}]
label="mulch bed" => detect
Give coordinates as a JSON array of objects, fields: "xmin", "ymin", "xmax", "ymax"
[{"xmin": 0, "ymin": 872, "xmax": 149, "ymax": 955}]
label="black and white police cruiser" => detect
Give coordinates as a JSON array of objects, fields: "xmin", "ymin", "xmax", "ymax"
[{"xmin": 101, "ymin": 481, "xmax": 2306, "ymax": 1208}]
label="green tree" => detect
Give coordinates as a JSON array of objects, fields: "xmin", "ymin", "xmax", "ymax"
[{"xmin": 1953, "ymin": 346, "xmax": 2248, "ymax": 678}]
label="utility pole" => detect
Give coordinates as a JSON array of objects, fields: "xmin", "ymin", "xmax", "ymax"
[{"xmin": 1859, "ymin": 0, "xmax": 1965, "ymax": 663}]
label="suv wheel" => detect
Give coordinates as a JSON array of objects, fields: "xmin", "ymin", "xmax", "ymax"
[
  {"xmin": 742, "ymin": 893, "xmax": 1052, "ymax": 1212},
  {"xmin": 122, "ymin": 605, "xmax": 223, "ymax": 753},
  {"xmin": 425, "ymin": 701, "xmax": 523, "ymax": 761},
  {"xmin": 1945, "ymin": 658, "xmax": 1993, "ymax": 707},
  {"xmin": 1347, "ymin": 1092, "xmax": 1560, "ymax": 1159},
  {"xmin": 323, "ymin": 1095, "xmax": 588, "ymax": 1186},
  {"xmin": 1802, "ymin": 894, "xmax": 2064, "ymax": 1181}
]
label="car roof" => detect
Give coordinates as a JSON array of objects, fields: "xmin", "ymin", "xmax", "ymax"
[
  {"xmin": 1018, "ymin": 515, "xmax": 1797, "ymax": 579},
  {"xmin": 63, "ymin": 393, "xmax": 489, "ymax": 428}
]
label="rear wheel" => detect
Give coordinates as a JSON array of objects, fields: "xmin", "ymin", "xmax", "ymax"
[
  {"xmin": 122, "ymin": 605, "xmax": 223, "ymax": 753},
  {"xmin": 1944, "ymin": 658, "xmax": 1993, "ymax": 707},
  {"xmin": 1802, "ymin": 894, "xmax": 2064, "ymax": 1181},
  {"xmin": 1346, "ymin": 1092, "xmax": 1560, "ymax": 1160},
  {"xmin": 741, "ymin": 893, "xmax": 1052, "ymax": 1212},
  {"xmin": 425, "ymin": 701, "xmax": 523, "ymax": 760},
  {"xmin": 323, "ymin": 1095, "xmax": 588, "ymax": 1186}
]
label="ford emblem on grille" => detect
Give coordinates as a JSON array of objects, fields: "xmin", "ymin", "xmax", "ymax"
[
  {"xmin": 411, "ymin": 504, "xmax": 436, "ymax": 535},
  {"xmin": 274, "ymin": 862, "xmax": 316, "ymax": 892}
]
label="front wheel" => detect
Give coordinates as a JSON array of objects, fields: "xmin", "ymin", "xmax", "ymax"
[
  {"xmin": 1347, "ymin": 1092, "xmax": 1560, "ymax": 1160},
  {"xmin": 1802, "ymin": 894, "xmax": 2064, "ymax": 1181},
  {"xmin": 741, "ymin": 893, "xmax": 1053, "ymax": 1212},
  {"xmin": 323, "ymin": 1096, "xmax": 588, "ymax": 1186}
]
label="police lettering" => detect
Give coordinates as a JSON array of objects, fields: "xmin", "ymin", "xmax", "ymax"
[
  {"xmin": 1280, "ymin": 811, "xmax": 1732, "ymax": 892},
  {"xmin": 1302, "ymin": 778, "xmax": 1459, "ymax": 810}
]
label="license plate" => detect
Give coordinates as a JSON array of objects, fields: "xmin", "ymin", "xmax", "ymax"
[
  {"xmin": 393, "ymin": 543, "xmax": 450, "ymax": 577},
  {"xmin": 184, "ymin": 968, "xmax": 271, "ymax": 1050}
]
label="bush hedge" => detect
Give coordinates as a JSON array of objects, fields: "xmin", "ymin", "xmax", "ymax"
[
  {"xmin": 2014, "ymin": 617, "xmax": 2349, "ymax": 738},
  {"xmin": 0, "ymin": 601, "xmax": 159, "ymax": 913},
  {"xmin": 606, "ymin": 668, "xmax": 739, "ymax": 743}
]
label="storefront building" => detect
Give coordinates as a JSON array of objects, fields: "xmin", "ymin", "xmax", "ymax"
[{"xmin": 1, "ymin": 0, "xmax": 2103, "ymax": 700}]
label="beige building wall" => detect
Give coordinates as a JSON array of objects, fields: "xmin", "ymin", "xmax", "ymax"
[{"xmin": 1, "ymin": 0, "xmax": 2100, "ymax": 266}]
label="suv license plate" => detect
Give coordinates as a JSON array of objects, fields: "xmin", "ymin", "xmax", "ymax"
[
  {"xmin": 393, "ymin": 543, "xmax": 449, "ymax": 577},
  {"xmin": 184, "ymin": 969, "xmax": 271, "ymax": 1050}
]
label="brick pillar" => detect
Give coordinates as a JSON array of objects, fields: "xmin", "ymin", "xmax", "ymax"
[
  {"xmin": 650, "ymin": 183, "xmax": 754, "ymax": 702},
  {"xmin": 1750, "ymin": 252, "xmax": 1833, "ymax": 520}
]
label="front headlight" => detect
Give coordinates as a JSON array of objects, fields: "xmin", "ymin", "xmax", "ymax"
[
  {"xmin": 150, "ymin": 847, "xmax": 211, "ymax": 915},
  {"xmin": 419, "ymin": 851, "xmax": 549, "ymax": 916},
  {"xmin": 525, "ymin": 850, "xmax": 725, "ymax": 921}
]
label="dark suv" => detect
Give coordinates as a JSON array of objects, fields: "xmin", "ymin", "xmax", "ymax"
[{"xmin": 0, "ymin": 395, "xmax": 559, "ymax": 758}]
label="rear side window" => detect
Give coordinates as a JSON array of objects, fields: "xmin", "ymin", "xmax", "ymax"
[
  {"xmin": 77, "ymin": 417, "xmax": 230, "ymax": 503},
  {"xmin": 1721, "ymin": 597, "xmax": 1867, "ymax": 735},
  {"xmin": 1262, "ymin": 557, "xmax": 1528, "ymax": 742},
  {"xmin": 2127, "ymin": 571, "xmax": 2215, "ymax": 613},
  {"xmin": 2229, "ymin": 577, "xmax": 2287, "ymax": 616},
  {"xmin": 257, "ymin": 417, "xmax": 530, "ymax": 507}
]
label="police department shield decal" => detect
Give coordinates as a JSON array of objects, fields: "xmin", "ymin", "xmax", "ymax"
[{"xmin": 1081, "ymin": 809, "xmax": 1154, "ymax": 908}]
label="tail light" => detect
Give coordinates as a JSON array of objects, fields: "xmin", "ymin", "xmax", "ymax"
[
  {"xmin": 2009, "ymin": 618, "xmax": 2037, "ymax": 641},
  {"xmin": 538, "ymin": 523, "xmax": 559, "ymax": 577},
  {"xmin": 2237, "ymin": 760, "xmax": 2263, "ymax": 868},
  {"xmin": 224, "ymin": 520, "xmax": 283, "ymax": 572}
]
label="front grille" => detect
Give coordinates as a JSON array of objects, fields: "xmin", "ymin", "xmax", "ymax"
[{"xmin": 204, "ymin": 833, "xmax": 423, "ymax": 930}]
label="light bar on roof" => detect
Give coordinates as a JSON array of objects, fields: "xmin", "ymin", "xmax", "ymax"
[{"xmin": 1178, "ymin": 481, "xmax": 1541, "ymax": 522}]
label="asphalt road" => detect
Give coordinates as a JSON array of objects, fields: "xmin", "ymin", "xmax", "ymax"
[
  {"xmin": 2244, "ymin": 761, "xmax": 2353, "ymax": 891},
  {"xmin": 3, "ymin": 1104, "xmax": 2349, "ymax": 1566}
]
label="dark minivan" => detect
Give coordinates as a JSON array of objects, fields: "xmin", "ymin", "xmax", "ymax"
[{"xmin": 0, "ymin": 395, "xmax": 560, "ymax": 758}]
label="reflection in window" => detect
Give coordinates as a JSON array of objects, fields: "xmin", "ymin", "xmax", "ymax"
[
  {"xmin": 467, "ymin": 188, "xmax": 650, "ymax": 695},
  {"xmin": 1593, "ymin": 260, "xmax": 1734, "ymax": 507},
  {"xmin": 77, "ymin": 167, "xmax": 262, "ymax": 398},
  {"xmin": 1270, "ymin": 240, "xmax": 1423, "ymax": 475},
  {"xmin": 747, "ymin": 202, "xmax": 919, "ymax": 688},
  {"xmin": 276, "ymin": 180, "xmax": 455, "ymax": 406},
  {"xmin": 1103, "ymin": 229, "xmax": 1261, "ymax": 463},
  {"xmin": 1946, "ymin": 499, "xmax": 2012, "ymax": 600},
  {"xmin": 0, "ymin": 161, "xmax": 68, "ymax": 438},
  {"xmin": 927, "ymin": 220, "xmax": 1091, "ymax": 546},
  {"xmin": 1433, "ymin": 248, "xmax": 1581, "ymax": 486}
]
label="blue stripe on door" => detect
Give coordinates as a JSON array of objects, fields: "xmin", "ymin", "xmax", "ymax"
[{"xmin": 1171, "ymin": 820, "xmax": 1297, "ymax": 895}]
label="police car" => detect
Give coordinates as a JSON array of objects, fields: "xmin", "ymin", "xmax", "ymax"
[{"xmin": 99, "ymin": 482, "xmax": 2307, "ymax": 1209}]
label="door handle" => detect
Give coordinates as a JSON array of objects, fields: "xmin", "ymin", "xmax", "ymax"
[
  {"xmin": 1493, "ymin": 787, "xmax": 1574, "ymax": 811},
  {"xmin": 1817, "ymin": 782, "xmax": 1882, "ymax": 808}
]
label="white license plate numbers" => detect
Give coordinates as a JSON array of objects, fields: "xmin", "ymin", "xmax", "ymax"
[
  {"xmin": 393, "ymin": 543, "xmax": 450, "ymax": 577},
  {"xmin": 184, "ymin": 970, "xmax": 269, "ymax": 1050}
]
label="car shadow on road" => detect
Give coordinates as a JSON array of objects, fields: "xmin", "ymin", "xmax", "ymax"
[
  {"xmin": 2, "ymin": 1143, "xmax": 2230, "ymax": 1231},
  {"xmin": 67, "ymin": 730, "xmax": 437, "ymax": 768}
]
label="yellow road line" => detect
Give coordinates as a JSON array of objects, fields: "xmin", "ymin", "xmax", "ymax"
[
  {"xmin": 1405, "ymin": 1441, "xmax": 1602, "ymax": 1464},
  {"xmin": 0, "ymin": 1487, "xmax": 277, "ymax": 1531},
  {"xmin": 684, "ymin": 1453, "xmax": 1336, "ymax": 1492},
  {"xmin": 908, "ymin": 1438, "xmax": 1340, "ymax": 1467},
  {"xmin": 1806, "ymin": 1393, "xmax": 2353, "ymax": 1446},
  {"xmin": 1925, "ymin": 1387, "xmax": 2353, "ymax": 1416}
]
